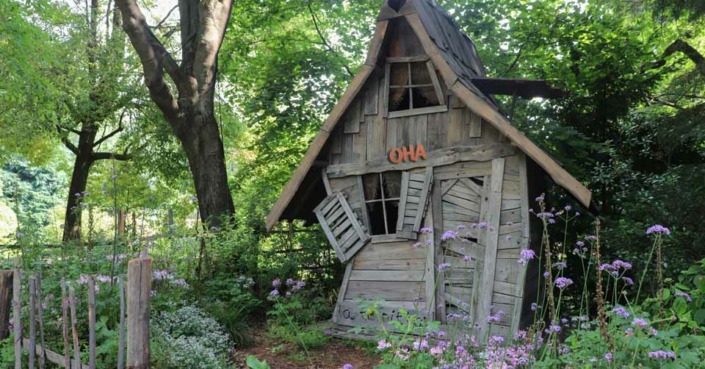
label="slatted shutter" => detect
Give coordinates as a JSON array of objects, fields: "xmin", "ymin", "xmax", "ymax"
[
  {"xmin": 314, "ymin": 192, "xmax": 370, "ymax": 263},
  {"xmin": 396, "ymin": 167, "xmax": 433, "ymax": 239}
]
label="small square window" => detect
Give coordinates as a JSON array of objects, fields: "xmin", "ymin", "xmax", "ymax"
[{"xmin": 387, "ymin": 60, "xmax": 444, "ymax": 114}]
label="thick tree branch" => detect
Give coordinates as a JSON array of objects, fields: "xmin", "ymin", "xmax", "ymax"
[
  {"xmin": 654, "ymin": 39, "xmax": 705, "ymax": 76},
  {"xmin": 61, "ymin": 138, "xmax": 80, "ymax": 155},
  {"xmin": 192, "ymin": 0, "xmax": 234, "ymax": 99},
  {"xmin": 92, "ymin": 151, "xmax": 132, "ymax": 161},
  {"xmin": 114, "ymin": 0, "xmax": 182, "ymax": 122},
  {"xmin": 307, "ymin": 2, "xmax": 354, "ymax": 77},
  {"xmin": 93, "ymin": 121, "xmax": 124, "ymax": 147}
]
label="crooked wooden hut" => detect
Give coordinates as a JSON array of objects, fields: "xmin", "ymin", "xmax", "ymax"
[{"xmin": 266, "ymin": 0, "xmax": 592, "ymax": 340}]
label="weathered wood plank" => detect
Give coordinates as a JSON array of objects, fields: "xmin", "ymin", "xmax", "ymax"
[
  {"xmin": 327, "ymin": 144, "xmax": 515, "ymax": 178},
  {"xmin": 347, "ymin": 281, "xmax": 426, "ymax": 301},
  {"xmin": 512, "ymin": 153, "xmax": 531, "ymax": 333},
  {"xmin": 424, "ymin": 209, "xmax": 436, "ymax": 318},
  {"xmin": 343, "ymin": 99, "xmax": 361, "ymax": 134},
  {"xmin": 469, "ymin": 111, "xmax": 482, "ymax": 138},
  {"xmin": 432, "ymin": 179, "xmax": 446, "ymax": 321},
  {"xmin": 494, "ymin": 259, "xmax": 519, "ymax": 283},
  {"xmin": 476, "ymin": 158, "xmax": 505, "ymax": 341},
  {"xmin": 350, "ymin": 270, "xmax": 426, "ymax": 282},
  {"xmin": 396, "ymin": 171, "xmax": 411, "ymax": 234},
  {"xmin": 355, "ymin": 241, "xmax": 425, "ymax": 261},
  {"xmin": 364, "ymin": 77, "xmax": 379, "ymax": 116},
  {"xmin": 448, "ymin": 109, "xmax": 464, "ymax": 146},
  {"xmin": 366, "ymin": 116, "xmax": 386, "ymax": 162},
  {"xmin": 332, "ymin": 263, "xmax": 354, "ymax": 325},
  {"xmin": 13, "ymin": 262, "xmax": 21, "ymax": 369},
  {"xmin": 353, "ymin": 258, "xmax": 427, "ymax": 270},
  {"xmin": 426, "ymin": 112, "xmax": 448, "ymax": 150},
  {"xmin": 386, "ymin": 117, "xmax": 398, "ymax": 152}
]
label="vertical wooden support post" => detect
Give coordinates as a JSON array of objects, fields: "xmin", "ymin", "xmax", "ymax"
[
  {"xmin": 87, "ymin": 277, "xmax": 96, "ymax": 369},
  {"xmin": 127, "ymin": 257, "xmax": 152, "ymax": 369},
  {"xmin": 69, "ymin": 286, "xmax": 80, "ymax": 369},
  {"xmin": 13, "ymin": 261, "xmax": 22, "ymax": 369},
  {"xmin": 36, "ymin": 274, "xmax": 46, "ymax": 369},
  {"xmin": 28, "ymin": 276, "xmax": 36, "ymax": 369},
  {"xmin": 431, "ymin": 179, "xmax": 445, "ymax": 321},
  {"xmin": 61, "ymin": 280, "xmax": 70, "ymax": 369},
  {"xmin": 118, "ymin": 277, "xmax": 126, "ymax": 369},
  {"xmin": 475, "ymin": 158, "xmax": 504, "ymax": 341},
  {"xmin": 0, "ymin": 271, "xmax": 13, "ymax": 340}
]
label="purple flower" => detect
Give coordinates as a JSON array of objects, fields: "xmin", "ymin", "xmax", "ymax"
[
  {"xmin": 576, "ymin": 241, "xmax": 585, "ymax": 247},
  {"xmin": 612, "ymin": 306, "xmax": 630, "ymax": 319},
  {"xmin": 490, "ymin": 335, "xmax": 504, "ymax": 344},
  {"xmin": 172, "ymin": 279, "xmax": 188, "ymax": 288},
  {"xmin": 96, "ymin": 275, "xmax": 112, "ymax": 284},
  {"xmin": 343, "ymin": 364, "xmax": 353, "ymax": 369},
  {"xmin": 412, "ymin": 242, "xmax": 422, "ymax": 248},
  {"xmin": 441, "ymin": 230, "xmax": 458, "ymax": 241},
  {"xmin": 555, "ymin": 277, "xmax": 573, "ymax": 289},
  {"xmin": 285, "ymin": 278, "xmax": 294, "ymax": 286},
  {"xmin": 632, "ymin": 317, "xmax": 648, "ymax": 327},
  {"xmin": 649, "ymin": 327, "xmax": 658, "ymax": 336},
  {"xmin": 291, "ymin": 280, "xmax": 306, "ymax": 292},
  {"xmin": 675, "ymin": 290, "xmax": 692, "ymax": 302},
  {"xmin": 599, "ymin": 263, "xmax": 616, "ymax": 272},
  {"xmin": 486, "ymin": 310, "xmax": 505, "ymax": 323},
  {"xmin": 622, "ymin": 276, "xmax": 634, "ymax": 285},
  {"xmin": 648, "ymin": 350, "xmax": 676, "ymax": 359},
  {"xmin": 463, "ymin": 255, "xmax": 471, "ymax": 262},
  {"xmin": 546, "ymin": 324, "xmax": 561, "ymax": 333},
  {"xmin": 323, "ymin": 329, "xmax": 332, "ymax": 336},
  {"xmin": 518, "ymin": 249, "xmax": 536, "ymax": 265},
  {"xmin": 548, "ymin": 218, "xmax": 556, "ymax": 224},
  {"xmin": 437, "ymin": 263, "xmax": 451, "ymax": 271},
  {"xmin": 543, "ymin": 271, "xmax": 550, "ymax": 278},
  {"xmin": 624, "ymin": 327, "xmax": 634, "ymax": 335},
  {"xmin": 536, "ymin": 212, "xmax": 554, "ymax": 219},
  {"xmin": 564, "ymin": 205, "xmax": 572, "ymax": 211},
  {"xmin": 270, "ymin": 289, "xmax": 279, "ymax": 296},
  {"xmin": 16, "ymin": 232, "xmax": 24, "ymax": 239},
  {"xmin": 190, "ymin": 196, "xmax": 197, "ymax": 202},
  {"xmin": 377, "ymin": 339, "xmax": 391, "ymax": 351},
  {"xmin": 535, "ymin": 194, "xmax": 545, "ymax": 202},
  {"xmin": 605, "ymin": 352, "xmax": 613, "ymax": 362},
  {"xmin": 585, "ymin": 235, "xmax": 597, "ymax": 241},
  {"xmin": 553, "ymin": 261, "xmax": 567, "ymax": 270},
  {"xmin": 531, "ymin": 303, "xmax": 541, "ymax": 311},
  {"xmin": 612, "ymin": 260, "xmax": 632, "ymax": 270},
  {"xmin": 420, "ymin": 227, "xmax": 433, "ymax": 234},
  {"xmin": 272, "ymin": 278, "xmax": 282, "ymax": 288},
  {"xmin": 646, "ymin": 224, "xmax": 670, "ymax": 235}
]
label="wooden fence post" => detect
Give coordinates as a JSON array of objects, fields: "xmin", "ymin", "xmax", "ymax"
[
  {"xmin": 0, "ymin": 271, "xmax": 12, "ymax": 340},
  {"xmin": 127, "ymin": 257, "xmax": 152, "ymax": 369},
  {"xmin": 118, "ymin": 277, "xmax": 125, "ymax": 369},
  {"xmin": 87, "ymin": 277, "xmax": 96, "ymax": 369},
  {"xmin": 61, "ymin": 280, "xmax": 70, "ymax": 369},
  {"xmin": 29, "ymin": 276, "xmax": 36, "ymax": 369},
  {"xmin": 13, "ymin": 261, "xmax": 21, "ymax": 369}
]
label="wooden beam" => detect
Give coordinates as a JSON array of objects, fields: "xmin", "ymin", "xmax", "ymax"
[
  {"xmin": 475, "ymin": 158, "xmax": 505, "ymax": 341},
  {"xmin": 22, "ymin": 339, "xmax": 89, "ymax": 369},
  {"xmin": 0, "ymin": 271, "xmax": 12, "ymax": 340},
  {"xmin": 127, "ymin": 257, "xmax": 152, "ymax": 369},
  {"xmin": 327, "ymin": 144, "xmax": 515, "ymax": 178}
]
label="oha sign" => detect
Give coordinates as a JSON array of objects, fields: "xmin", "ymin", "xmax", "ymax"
[{"xmin": 388, "ymin": 144, "xmax": 428, "ymax": 164}]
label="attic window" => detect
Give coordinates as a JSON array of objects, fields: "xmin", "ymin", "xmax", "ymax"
[{"xmin": 386, "ymin": 57, "xmax": 446, "ymax": 118}]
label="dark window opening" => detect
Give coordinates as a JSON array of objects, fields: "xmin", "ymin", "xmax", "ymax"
[
  {"xmin": 363, "ymin": 172, "xmax": 401, "ymax": 235},
  {"xmin": 388, "ymin": 61, "xmax": 442, "ymax": 113}
]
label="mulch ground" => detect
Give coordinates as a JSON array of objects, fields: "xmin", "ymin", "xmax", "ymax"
[{"xmin": 231, "ymin": 331, "xmax": 381, "ymax": 369}]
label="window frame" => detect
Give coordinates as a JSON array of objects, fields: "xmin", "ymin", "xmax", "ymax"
[
  {"xmin": 384, "ymin": 56, "xmax": 447, "ymax": 118},
  {"xmin": 363, "ymin": 172, "xmax": 401, "ymax": 238}
]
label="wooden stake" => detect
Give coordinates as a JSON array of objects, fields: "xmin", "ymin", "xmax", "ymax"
[
  {"xmin": 29, "ymin": 277, "xmax": 36, "ymax": 369},
  {"xmin": 69, "ymin": 286, "xmax": 80, "ymax": 369},
  {"xmin": 118, "ymin": 277, "xmax": 125, "ymax": 369},
  {"xmin": 36, "ymin": 274, "xmax": 46, "ymax": 369},
  {"xmin": 87, "ymin": 277, "xmax": 96, "ymax": 369},
  {"xmin": 0, "ymin": 270, "xmax": 12, "ymax": 340},
  {"xmin": 13, "ymin": 261, "xmax": 21, "ymax": 369},
  {"xmin": 126, "ymin": 257, "xmax": 152, "ymax": 369},
  {"xmin": 61, "ymin": 280, "xmax": 70, "ymax": 369}
]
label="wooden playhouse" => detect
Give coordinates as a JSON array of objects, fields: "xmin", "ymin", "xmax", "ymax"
[{"xmin": 266, "ymin": 0, "xmax": 592, "ymax": 339}]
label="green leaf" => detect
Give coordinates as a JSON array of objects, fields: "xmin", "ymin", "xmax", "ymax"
[{"xmin": 246, "ymin": 355, "xmax": 270, "ymax": 369}]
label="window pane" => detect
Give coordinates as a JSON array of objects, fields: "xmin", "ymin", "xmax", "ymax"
[
  {"xmin": 382, "ymin": 172, "xmax": 402, "ymax": 198},
  {"xmin": 410, "ymin": 62, "xmax": 432, "ymax": 85},
  {"xmin": 384, "ymin": 200, "xmax": 400, "ymax": 234},
  {"xmin": 363, "ymin": 174, "xmax": 381, "ymax": 200},
  {"xmin": 412, "ymin": 86, "xmax": 440, "ymax": 108},
  {"xmin": 366, "ymin": 202, "xmax": 387, "ymax": 235},
  {"xmin": 389, "ymin": 87, "xmax": 410, "ymax": 111},
  {"xmin": 389, "ymin": 63, "xmax": 409, "ymax": 86}
]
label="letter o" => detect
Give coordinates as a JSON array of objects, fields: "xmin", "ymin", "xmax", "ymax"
[{"xmin": 389, "ymin": 147, "xmax": 403, "ymax": 164}]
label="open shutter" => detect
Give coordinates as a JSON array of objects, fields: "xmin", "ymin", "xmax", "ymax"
[
  {"xmin": 396, "ymin": 167, "xmax": 433, "ymax": 239},
  {"xmin": 314, "ymin": 192, "xmax": 370, "ymax": 263}
]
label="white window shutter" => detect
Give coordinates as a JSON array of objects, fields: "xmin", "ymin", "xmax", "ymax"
[
  {"xmin": 314, "ymin": 192, "xmax": 370, "ymax": 263},
  {"xmin": 396, "ymin": 167, "xmax": 433, "ymax": 239}
]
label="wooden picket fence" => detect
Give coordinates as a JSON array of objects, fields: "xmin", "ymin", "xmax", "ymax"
[{"xmin": 0, "ymin": 256, "xmax": 153, "ymax": 369}]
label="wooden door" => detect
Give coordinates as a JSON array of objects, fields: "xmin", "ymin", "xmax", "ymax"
[{"xmin": 435, "ymin": 175, "xmax": 489, "ymax": 322}]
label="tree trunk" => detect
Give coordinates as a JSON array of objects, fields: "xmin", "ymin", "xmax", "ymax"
[
  {"xmin": 62, "ymin": 128, "xmax": 96, "ymax": 242},
  {"xmin": 178, "ymin": 112, "xmax": 234, "ymax": 229},
  {"xmin": 115, "ymin": 0, "xmax": 236, "ymax": 231}
]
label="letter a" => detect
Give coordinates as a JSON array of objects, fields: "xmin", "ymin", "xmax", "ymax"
[{"xmin": 415, "ymin": 144, "xmax": 428, "ymax": 161}]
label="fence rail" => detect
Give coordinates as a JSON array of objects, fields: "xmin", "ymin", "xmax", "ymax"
[{"xmin": 0, "ymin": 256, "xmax": 153, "ymax": 369}]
